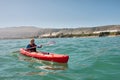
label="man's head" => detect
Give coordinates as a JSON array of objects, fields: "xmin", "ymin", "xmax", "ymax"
[{"xmin": 30, "ymin": 38, "xmax": 35, "ymax": 44}]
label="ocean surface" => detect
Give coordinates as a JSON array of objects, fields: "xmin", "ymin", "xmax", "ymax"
[{"xmin": 0, "ymin": 37, "xmax": 120, "ymax": 80}]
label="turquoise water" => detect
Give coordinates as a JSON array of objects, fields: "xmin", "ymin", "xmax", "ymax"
[{"xmin": 0, "ymin": 37, "xmax": 120, "ymax": 80}]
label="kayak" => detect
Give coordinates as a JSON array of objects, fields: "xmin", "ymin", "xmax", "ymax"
[{"xmin": 20, "ymin": 48, "xmax": 69, "ymax": 63}]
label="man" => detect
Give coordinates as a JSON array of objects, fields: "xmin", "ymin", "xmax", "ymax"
[{"xmin": 26, "ymin": 39, "xmax": 42, "ymax": 52}]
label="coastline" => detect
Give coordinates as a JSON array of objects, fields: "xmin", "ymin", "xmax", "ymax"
[
  {"xmin": 0, "ymin": 34, "xmax": 120, "ymax": 40},
  {"xmin": 39, "ymin": 32, "xmax": 120, "ymax": 38},
  {"xmin": 0, "ymin": 25, "xmax": 120, "ymax": 39}
]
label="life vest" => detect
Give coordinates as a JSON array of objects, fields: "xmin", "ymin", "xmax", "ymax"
[{"xmin": 29, "ymin": 43, "xmax": 37, "ymax": 52}]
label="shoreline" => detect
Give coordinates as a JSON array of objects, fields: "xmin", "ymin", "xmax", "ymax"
[{"xmin": 0, "ymin": 35, "xmax": 120, "ymax": 40}]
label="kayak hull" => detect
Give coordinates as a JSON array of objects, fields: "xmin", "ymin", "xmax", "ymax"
[{"xmin": 20, "ymin": 48, "xmax": 69, "ymax": 63}]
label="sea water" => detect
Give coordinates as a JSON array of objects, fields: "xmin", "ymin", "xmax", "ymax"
[{"xmin": 0, "ymin": 37, "xmax": 120, "ymax": 80}]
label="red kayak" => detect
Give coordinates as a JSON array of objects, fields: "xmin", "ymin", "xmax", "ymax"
[{"xmin": 20, "ymin": 48, "xmax": 69, "ymax": 63}]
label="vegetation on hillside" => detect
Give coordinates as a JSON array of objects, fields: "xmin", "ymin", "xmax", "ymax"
[{"xmin": 0, "ymin": 25, "xmax": 120, "ymax": 39}]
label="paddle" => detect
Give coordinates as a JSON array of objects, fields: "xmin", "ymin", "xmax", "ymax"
[
  {"xmin": 42, "ymin": 41, "xmax": 56, "ymax": 46},
  {"xmin": 28, "ymin": 41, "xmax": 56, "ymax": 49},
  {"xmin": 13, "ymin": 41, "xmax": 56, "ymax": 53}
]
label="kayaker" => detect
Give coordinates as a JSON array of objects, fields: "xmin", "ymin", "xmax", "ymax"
[{"xmin": 26, "ymin": 38, "xmax": 42, "ymax": 52}]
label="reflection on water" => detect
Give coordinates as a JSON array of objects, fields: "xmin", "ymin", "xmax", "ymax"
[
  {"xmin": 35, "ymin": 63, "xmax": 68, "ymax": 70},
  {"xmin": 17, "ymin": 53, "xmax": 68, "ymax": 76},
  {"xmin": 26, "ymin": 71, "xmax": 48, "ymax": 76}
]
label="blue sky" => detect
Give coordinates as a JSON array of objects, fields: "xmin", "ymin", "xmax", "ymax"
[{"xmin": 0, "ymin": 0, "xmax": 120, "ymax": 28}]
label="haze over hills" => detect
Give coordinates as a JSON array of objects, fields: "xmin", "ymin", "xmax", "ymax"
[
  {"xmin": 0, "ymin": 26, "xmax": 39, "ymax": 39},
  {"xmin": 0, "ymin": 26, "xmax": 61, "ymax": 39},
  {"xmin": 0, "ymin": 25, "xmax": 120, "ymax": 39}
]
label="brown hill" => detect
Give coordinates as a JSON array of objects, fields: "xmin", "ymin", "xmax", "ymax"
[
  {"xmin": 0, "ymin": 25, "xmax": 120, "ymax": 39},
  {"xmin": 0, "ymin": 26, "xmax": 40, "ymax": 39}
]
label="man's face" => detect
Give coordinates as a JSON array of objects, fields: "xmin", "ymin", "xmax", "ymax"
[{"xmin": 31, "ymin": 40, "xmax": 34, "ymax": 44}]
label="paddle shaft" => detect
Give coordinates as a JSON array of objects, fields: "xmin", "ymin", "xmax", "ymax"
[{"xmin": 26, "ymin": 41, "xmax": 56, "ymax": 50}]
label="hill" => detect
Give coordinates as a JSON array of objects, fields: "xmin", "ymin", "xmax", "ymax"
[
  {"xmin": 0, "ymin": 25, "xmax": 120, "ymax": 39},
  {"xmin": 40, "ymin": 25, "xmax": 120, "ymax": 38},
  {"xmin": 0, "ymin": 26, "xmax": 39, "ymax": 39}
]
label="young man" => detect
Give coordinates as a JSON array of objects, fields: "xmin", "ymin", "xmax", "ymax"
[{"xmin": 26, "ymin": 39, "xmax": 42, "ymax": 52}]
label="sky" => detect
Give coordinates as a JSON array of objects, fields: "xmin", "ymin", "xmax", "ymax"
[{"xmin": 0, "ymin": 0, "xmax": 120, "ymax": 28}]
